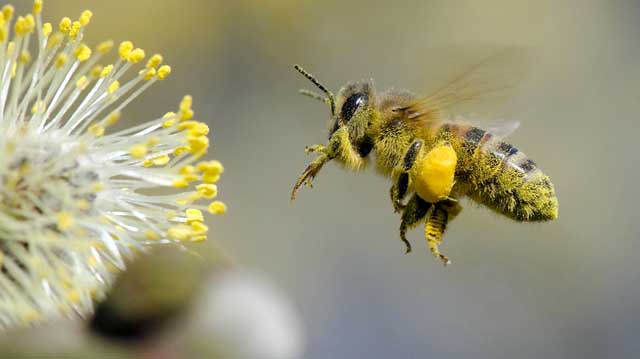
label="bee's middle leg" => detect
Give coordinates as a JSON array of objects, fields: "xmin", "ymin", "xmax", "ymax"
[
  {"xmin": 399, "ymin": 194, "xmax": 430, "ymax": 254},
  {"xmin": 390, "ymin": 139, "xmax": 424, "ymax": 213},
  {"xmin": 390, "ymin": 172, "xmax": 409, "ymax": 213}
]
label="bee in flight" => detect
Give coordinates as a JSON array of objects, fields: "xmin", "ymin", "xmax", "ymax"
[{"xmin": 290, "ymin": 56, "xmax": 558, "ymax": 265}]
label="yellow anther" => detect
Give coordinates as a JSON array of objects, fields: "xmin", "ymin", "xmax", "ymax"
[
  {"xmin": 157, "ymin": 65, "xmax": 171, "ymax": 80},
  {"xmin": 66, "ymin": 290, "xmax": 81, "ymax": 304},
  {"xmin": 186, "ymin": 208, "xmax": 204, "ymax": 224},
  {"xmin": 59, "ymin": 17, "xmax": 72, "ymax": 33},
  {"xmin": 22, "ymin": 311, "xmax": 42, "ymax": 324},
  {"xmin": 146, "ymin": 137, "xmax": 160, "ymax": 146},
  {"xmin": 179, "ymin": 95, "xmax": 192, "ymax": 112},
  {"xmin": 74, "ymin": 44, "xmax": 92, "ymax": 61},
  {"xmin": 75, "ymin": 199, "xmax": 91, "ymax": 210},
  {"xmin": 163, "ymin": 119, "xmax": 176, "ymax": 128},
  {"xmin": 42, "ymin": 22, "xmax": 52, "ymax": 37},
  {"xmin": 129, "ymin": 144, "xmax": 147, "ymax": 159},
  {"xmin": 14, "ymin": 16, "xmax": 26, "ymax": 34},
  {"xmin": 6, "ymin": 41, "xmax": 15, "ymax": 56},
  {"xmin": 150, "ymin": 154, "xmax": 170, "ymax": 166},
  {"xmin": 31, "ymin": 101, "xmax": 45, "ymax": 114},
  {"xmin": 163, "ymin": 111, "xmax": 175, "ymax": 118},
  {"xmin": 106, "ymin": 111, "xmax": 121, "ymax": 126},
  {"xmin": 190, "ymin": 221, "xmax": 208, "ymax": 234},
  {"xmin": 188, "ymin": 135, "xmax": 209, "ymax": 153},
  {"xmin": 144, "ymin": 230, "xmax": 160, "ymax": 240},
  {"xmin": 197, "ymin": 160, "xmax": 224, "ymax": 175},
  {"xmin": 203, "ymin": 173, "xmax": 220, "ymax": 184},
  {"xmin": 167, "ymin": 226, "xmax": 192, "ymax": 241},
  {"xmin": 191, "ymin": 235, "xmax": 207, "ymax": 243},
  {"xmin": 108, "ymin": 80, "xmax": 120, "ymax": 94},
  {"xmin": 92, "ymin": 183, "xmax": 104, "ymax": 192},
  {"xmin": 146, "ymin": 54, "xmax": 163, "ymax": 69},
  {"xmin": 2, "ymin": 5, "xmax": 14, "ymax": 22},
  {"xmin": 79, "ymin": 10, "xmax": 93, "ymax": 26},
  {"xmin": 0, "ymin": 28, "xmax": 7, "ymax": 43},
  {"xmin": 176, "ymin": 121, "xmax": 195, "ymax": 131},
  {"xmin": 57, "ymin": 212, "xmax": 74, "ymax": 231},
  {"xmin": 69, "ymin": 21, "xmax": 82, "ymax": 39},
  {"xmin": 96, "ymin": 39, "xmax": 114, "ymax": 54},
  {"xmin": 173, "ymin": 146, "xmax": 188, "ymax": 156},
  {"xmin": 75, "ymin": 75, "xmax": 89, "ymax": 90},
  {"xmin": 142, "ymin": 68, "xmax": 156, "ymax": 81},
  {"xmin": 91, "ymin": 65, "xmax": 103, "ymax": 78},
  {"xmin": 15, "ymin": 15, "xmax": 35, "ymax": 36},
  {"xmin": 180, "ymin": 109, "xmax": 194, "ymax": 121},
  {"xmin": 183, "ymin": 173, "xmax": 199, "ymax": 183},
  {"xmin": 127, "ymin": 48, "xmax": 145, "ymax": 63},
  {"xmin": 46, "ymin": 32, "xmax": 63, "ymax": 49},
  {"xmin": 190, "ymin": 123, "xmax": 209, "ymax": 137},
  {"xmin": 118, "ymin": 41, "xmax": 133, "ymax": 60},
  {"xmin": 100, "ymin": 64, "xmax": 113, "ymax": 78},
  {"xmin": 196, "ymin": 183, "xmax": 218, "ymax": 199},
  {"xmin": 176, "ymin": 192, "xmax": 202, "ymax": 205},
  {"xmin": 19, "ymin": 50, "xmax": 31, "ymax": 64},
  {"xmin": 26, "ymin": 14, "xmax": 35, "ymax": 27},
  {"xmin": 180, "ymin": 165, "xmax": 195, "ymax": 175},
  {"xmin": 178, "ymin": 121, "xmax": 209, "ymax": 136},
  {"xmin": 55, "ymin": 53, "xmax": 67, "ymax": 69},
  {"xmin": 172, "ymin": 178, "xmax": 189, "ymax": 188},
  {"xmin": 88, "ymin": 123, "xmax": 105, "ymax": 137},
  {"xmin": 33, "ymin": 0, "xmax": 43, "ymax": 15},
  {"xmin": 208, "ymin": 201, "xmax": 227, "ymax": 215}
]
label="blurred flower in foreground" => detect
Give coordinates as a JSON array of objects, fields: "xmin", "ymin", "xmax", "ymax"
[
  {"xmin": 184, "ymin": 270, "xmax": 304, "ymax": 358},
  {"xmin": 89, "ymin": 251, "xmax": 304, "ymax": 358},
  {"xmin": 0, "ymin": 1, "xmax": 225, "ymax": 328}
]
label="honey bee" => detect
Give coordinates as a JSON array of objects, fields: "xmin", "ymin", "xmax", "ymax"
[{"xmin": 290, "ymin": 55, "xmax": 558, "ymax": 265}]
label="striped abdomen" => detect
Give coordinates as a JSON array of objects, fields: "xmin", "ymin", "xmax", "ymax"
[{"xmin": 449, "ymin": 125, "xmax": 558, "ymax": 221}]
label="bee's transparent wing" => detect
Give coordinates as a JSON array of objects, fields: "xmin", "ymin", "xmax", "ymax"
[
  {"xmin": 482, "ymin": 119, "xmax": 521, "ymax": 139},
  {"xmin": 402, "ymin": 46, "xmax": 530, "ymax": 127},
  {"xmin": 447, "ymin": 115, "xmax": 521, "ymax": 140}
]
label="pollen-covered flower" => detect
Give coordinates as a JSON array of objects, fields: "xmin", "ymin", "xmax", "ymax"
[{"xmin": 0, "ymin": 1, "xmax": 225, "ymax": 328}]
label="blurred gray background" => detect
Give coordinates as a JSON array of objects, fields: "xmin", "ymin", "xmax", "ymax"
[{"xmin": 4, "ymin": 0, "xmax": 640, "ymax": 358}]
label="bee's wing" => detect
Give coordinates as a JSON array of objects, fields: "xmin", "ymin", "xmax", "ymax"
[
  {"xmin": 481, "ymin": 118, "xmax": 520, "ymax": 139},
  {"xmin": 402, "ymin": 47, "xmax": 529, "ymax": 128}
]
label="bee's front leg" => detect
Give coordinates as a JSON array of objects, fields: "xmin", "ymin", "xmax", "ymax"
[
  {"xmin": 305, "ymin": 144, "xmax": 326, "ymax": 154},
  {"xmin": 328, "ymin": 126, "xmax": 367, "ymax": 171}
]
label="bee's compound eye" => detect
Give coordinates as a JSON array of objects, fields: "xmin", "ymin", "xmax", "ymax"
[{"xmin": 341, "ymin": 92, "xmax": 368, "ymax": 122}]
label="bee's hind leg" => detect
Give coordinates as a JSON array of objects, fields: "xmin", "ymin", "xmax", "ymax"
[
  {"xmin": 424, "ymin": 198, "xmax": 462, "ymax": 266},
  {"xmin": 399, "ymin": 194, "xmax": 430, "ymax": 254}
]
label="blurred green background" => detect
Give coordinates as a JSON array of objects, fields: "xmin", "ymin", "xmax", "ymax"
[{"xmin": 2, "ymin": 0, "xmax": 640, "ymax": 358}]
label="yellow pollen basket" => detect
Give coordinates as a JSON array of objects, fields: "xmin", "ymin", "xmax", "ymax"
[{"xmin": 411, "ymin": 144, "xmax": 457, "ymax": 203}]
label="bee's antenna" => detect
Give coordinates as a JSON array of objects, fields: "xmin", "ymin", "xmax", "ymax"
[
  {"xmin": 294, "ymin": 64, "xmax": 336, "ymax": 117},
  {"xmin": 299, "ymin": 89, "xmax": 330, "ymax": 104}
]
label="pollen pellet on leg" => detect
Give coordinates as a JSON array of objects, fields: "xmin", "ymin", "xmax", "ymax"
[{"xmin": 411, "ymin": 144, "xmax": 457, "ymax": 203}]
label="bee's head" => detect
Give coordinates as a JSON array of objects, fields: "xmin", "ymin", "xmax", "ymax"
[
  {"xmin": 294, "ymin": 65, "xmax": 375, "ymax": 150},
  {"xmin": 332, "ymin": 81, "xmax": 375, "ymax": 142}
]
